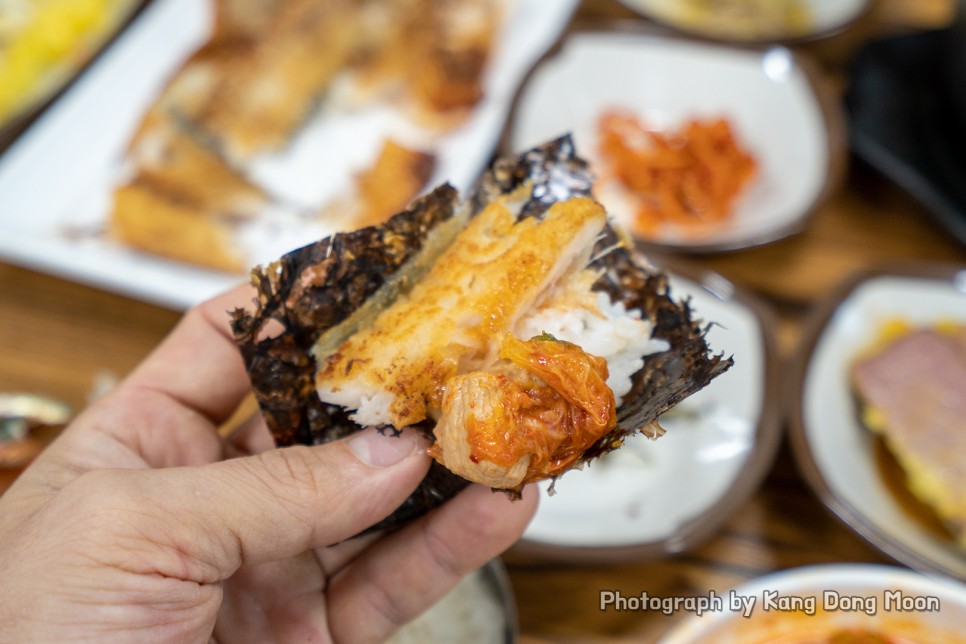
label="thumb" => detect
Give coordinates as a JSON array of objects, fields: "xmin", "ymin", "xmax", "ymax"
[{"xmin": 56, "ymin": 427, "xmax": 431, "ymax": 583}]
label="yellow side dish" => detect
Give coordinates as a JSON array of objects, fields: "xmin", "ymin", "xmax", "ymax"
[
  {"xmin": 673, "ymin": 0, "xmax": 812, "ymax": 41},
  {"xmin": 0, "ymin": 0, "xmax": 135, "ymax": 125}
]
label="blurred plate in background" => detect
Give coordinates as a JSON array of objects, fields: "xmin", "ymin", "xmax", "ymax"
[
  {"xmin": 512, "ymin": 261, "xmax": 781, "ymax": 564},
  {"xmin": 790, "ymin": 264, "xmax": 966, "ymax": 581},
  {"xmin": 0, "ymin": 0, "xmax": 578, "ymax": 310},
  {"xmin": 507, "ymin": 30, "xmax": 845, "ymax": 253},
  {"xmin": 617, "ymin": 0, "xmax": 872, "ymax": 43},
  {"xmin": 660, "ymin": 564, "xmax": 966, "ymax": 643}
]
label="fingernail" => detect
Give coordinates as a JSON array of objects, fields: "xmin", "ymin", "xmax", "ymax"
[{"xmin": 347, "ymin": 427, "xmax": 422, "ymax": 468}]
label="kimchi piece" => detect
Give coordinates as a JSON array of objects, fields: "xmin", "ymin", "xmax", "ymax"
[
  {"xmin": 430, "ymin": 333, "xmax": 617, "ymax": 489},
  {"xmin": 597, "ymin": 110, "xmax": 757, "ymax": 236}
]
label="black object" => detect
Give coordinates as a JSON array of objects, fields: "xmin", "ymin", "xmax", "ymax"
[{"xmin": 845, "ymin": 12, "xmax": 966, "ymax": 248}]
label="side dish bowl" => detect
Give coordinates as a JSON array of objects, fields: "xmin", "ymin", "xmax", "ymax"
[
  {"xmin": 506, "ymin": 28, "xmax": 845, "ymax": 253},
  {"xmin": 660, "ymin": 564, "xmax": 966, "ymax": 643},
  {"xmin": 789, "ymin": 263, "xmax": 966, "ymax": 581},
  {"xmin": 616, "ymin": 0, "xmax": 873, "ymax": 44}
]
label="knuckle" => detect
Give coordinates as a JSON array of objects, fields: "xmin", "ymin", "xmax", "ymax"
[
  {"xmin": 420, "ymin": 519, "xmax": 465, "ymax": 581},
  {"xmin": 252, "ymin": 446, "xmax": 323, "ymax": 496},
  {"xmin": 365, "ymin": 572, "xmax": 411, "ymax": 631},
  {"xmin": 236, "ymin": 446, "xmax": 329, "ymax": 519}
]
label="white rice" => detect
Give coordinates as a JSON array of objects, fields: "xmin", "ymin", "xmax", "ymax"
[
  {"xmin": 345, "ymin": 282, "xmax": 666, "ymax": 428},
  {"xmin": 514, "ymin": 290, "xmax": 668, "ymax": 405}
]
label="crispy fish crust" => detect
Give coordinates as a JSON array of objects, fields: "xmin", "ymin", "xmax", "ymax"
[{"xmin": 230, "ymin": 136, "xmax": 732, "ymax": 532}]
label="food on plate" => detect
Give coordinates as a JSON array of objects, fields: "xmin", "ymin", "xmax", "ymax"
[
  {"xmin": 0, "ymin": 0, "xmax": 137, "ymax": 127},
  {"xmin": 111, "ymin": 129, "xmax": 433, "ymax": 271},
  {"xmin": 596, "ymin": 110, "xmax": 757, "ymax": 237},
  {"xmin": 125, "ymin": 108, "xmax": 270, "ymax": 217},
  {"xmin": 666, "ymin": 0, "xmax": 812, "ymax": 41},
  {"xmin": 752, "ymin": 627, "xmax": 916, "ymax": 643},
  {"xmin": 109, "ymin": 107, "xmax": 271, "ymax": 272},
  {"xmin": 111, "ymin": 180, "xmax": 250, "ymax": 273},
  {"xmin": 324, "ymin": 139, "xmax": 437, "ymax": 230},
  {"xmin": 821, "ymin": 628, "xmax": 904, "ymax": 644},
  {"xmin": 350, "ymin": 0, "xmax": 501, "ymax": 126},
  {"xmin": 152, "ymin": 0, "xmax": 498, "ymax": 161},
  {"xmin": 231, "ymin": 137, "xmax": 732, "ymax": 530},
  {"xmin": 106, "ymin": 0, "xmax": 500, "ymax": 272},
  {"xmin": 757, "ymin": 628, "xmax": 896, "ymax": 643},
  {"xmin": 851, "ymin": 321, "xmax": 966, "ymax": 548},
  {"xmin": 168, "ymin": 0, "xmax": 359, "ymax": 162}
]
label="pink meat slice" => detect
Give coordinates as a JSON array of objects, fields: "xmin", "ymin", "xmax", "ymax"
[{"xmin": 851, "ymin": 328, "xmax": 966, "ymax": 537}]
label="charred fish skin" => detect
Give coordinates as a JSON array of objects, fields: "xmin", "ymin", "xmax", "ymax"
[
  {"xmin": 230, "ymin": 184, "xmax": 460, "ymax": 447},
  {"xmin": 469, "ymin": 134, "xmax": 594, "ymax": 219},
  {"xmin": 231, "ymin": 135, "xmax": 732, "ymax": 533}
]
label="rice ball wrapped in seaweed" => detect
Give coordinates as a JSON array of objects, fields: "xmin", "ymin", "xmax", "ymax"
[{"xmin": 230, "ymin": 136, "xmax": 732, "ymax": 532}]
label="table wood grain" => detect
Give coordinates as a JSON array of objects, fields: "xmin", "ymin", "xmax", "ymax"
[{"xmin": 1, "ymin": 1, "xmax": 964, "ymax": 642}]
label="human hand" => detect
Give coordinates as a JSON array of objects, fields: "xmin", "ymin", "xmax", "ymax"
[{"xmin": 0, "ymin": 286, "xmax": 537, "ymax": 643}]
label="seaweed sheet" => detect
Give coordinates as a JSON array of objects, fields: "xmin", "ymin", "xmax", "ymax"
[{"xmin": 230, "ymin": 136, "xmax": 732, "ymax": 533}]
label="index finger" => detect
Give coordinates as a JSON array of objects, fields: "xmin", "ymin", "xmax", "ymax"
[{"xmin": 124, "ymin": 282, "xmax": 255, "ymax": 425}]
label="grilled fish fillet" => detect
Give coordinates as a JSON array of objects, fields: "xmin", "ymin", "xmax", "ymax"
[{"xmin": 314, "ymin": 195, "xmax": 607, "ymax": 429}]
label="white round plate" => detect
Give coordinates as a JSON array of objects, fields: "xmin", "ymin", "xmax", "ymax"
[
  {"xmin": 508, "ymin": 30, "xmax": 843, "ymax": 253},
  {"xmin": 513, "ymin": 262, "xmax": 781, "ymax": 563},
  {"xmin": 790, "ymin": 264, "xmax": 966, "ymax": 581},
  {"xmin": 660, "ymin": 564, "xmax": 966, "ymax": 643}
]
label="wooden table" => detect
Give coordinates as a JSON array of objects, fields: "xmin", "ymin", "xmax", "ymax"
[{"xmin": 1, "ymin": 1, "xmax": 964, "ymax": 642}]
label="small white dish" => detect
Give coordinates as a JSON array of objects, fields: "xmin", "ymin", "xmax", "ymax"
[
  {"xmin": 618, "ymin": 0, "xmax": 872, "ymax": 43},
  {"xmin": 790, "ymin": 264, "xmax": 966, "ymax": 581},
  {"xmin": 391, "ymin": 559, "xmax": 517, "ymax": 643},
  {"xmin": 660, "ymin": 564, "xmax": 966, "ymax": 643},
  {"xmin": 507, "ymin": 29, "xmax": 844, "ymax": 253},
  {"xmin": 513, "ymin": 261, "xmax": 782, "ymax": 563},
  {"xmin": 0, "ymin": 0, "xmax": 579, "ymax": 310}
]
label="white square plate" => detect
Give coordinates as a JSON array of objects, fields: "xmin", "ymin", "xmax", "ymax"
[{"xmin": 0, "ymin": 0, "xmax": 578, "ymax": 310}]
